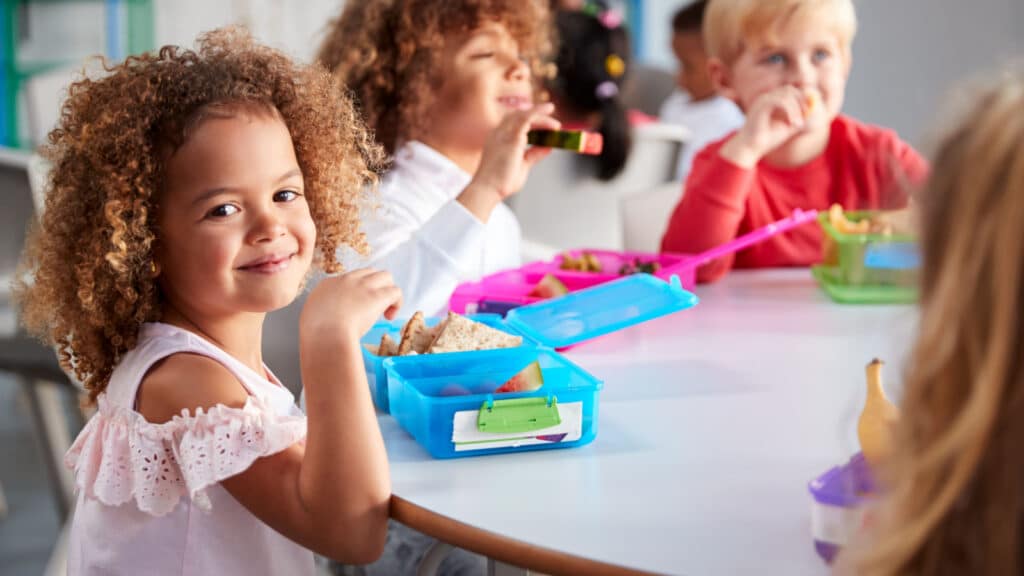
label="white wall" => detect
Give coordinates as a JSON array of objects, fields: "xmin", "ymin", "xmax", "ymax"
[
  {"xmin": 639, "ymin": 0, "xmax": 1024, "ymax": 145},
  {"xmin": 19, "ymin": 0, "xmax": 346, "ymax": 146},
  {"xmin": 845, "ymin": 0, "xmax": 1023, "ymax": 146},
  {"xmin": 18, "ymin": 0, "xmax": 1024, "ymax": 148},
  {"xmin": 153, "ymin": 0, "xmax": 344, "ymax": 62}
]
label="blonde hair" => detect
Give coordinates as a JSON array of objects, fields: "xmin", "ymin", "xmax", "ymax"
[
  {"xmin": 838, "ymin": 69, "xmax": 1024, "ymax": 575},
  {"xmin": 704, "ymin": 0, "xmax": 857, "ymax": 64}
]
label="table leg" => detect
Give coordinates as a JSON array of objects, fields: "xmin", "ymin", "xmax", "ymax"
[
  {"xmin": 487, "ymin": 559, "xmax": 533, "ymax": 576},
  {"xmin": 0, "ymin": 480, "xmax": 8, "ymax": 518},
  {"xmin": 415, "ymin": 541, "xmax": 455, "ymax": 576},
  {"xmin": 23, "ymin": 378, "xmax": 75, "ymax": 523}
]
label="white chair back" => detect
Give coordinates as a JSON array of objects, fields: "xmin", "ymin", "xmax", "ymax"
[
  {"xmin": 510, "ymin": 122, "xmax": 687, "ymax": 251},
  {"xmin": 620, "ymin": 181, "xmax": 684, "ymax": 253}
]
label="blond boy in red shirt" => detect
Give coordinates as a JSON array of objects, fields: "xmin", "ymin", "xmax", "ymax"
[{"xmin": 661, "ymin": 0, "xmax": 927, "ymax": 282}]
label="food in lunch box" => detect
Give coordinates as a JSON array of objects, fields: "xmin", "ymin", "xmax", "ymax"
[
  {"xmin": 528, "ymin": 274, "xmax": 569, "ymax": 299},
  {"xmin": 828, "ymin": 204, "xmax": 913, "ymax": 236},
  {"xmin": 430, "ymin": 312, "xmax": 523, "ymax": 353},
  {"xmin": 559, "ymin": 251, "xmax": 602, "ymax": 272},
  {"xmin": 617, "ymin": 258, "xmax": 661, "ymax": 275},
  {"xmin": 397, "ymin": 311, "xmax": 438, "ymax": 356},
  {"xmin": 376, "ymin": 333, "xmax": 399, "ymax": 357},
  {"xmin": 495, "ymin": 361, "xmax": 544, "ymax": 393},
  {"xmin": 365, "ymin": 311, "xmax": 523, "ymax": 357},
  {"xmin": 440, "ymin": 384, "xmax": 472, "ymax": 397},
  {"xmin": 857, "ymin": 358, "xmax": 900, "ymax": 469}
]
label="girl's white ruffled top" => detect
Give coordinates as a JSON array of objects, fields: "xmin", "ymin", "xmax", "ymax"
[{"xmin": 64, "ymin": 323, "xmax": 314, "ymax": 576}]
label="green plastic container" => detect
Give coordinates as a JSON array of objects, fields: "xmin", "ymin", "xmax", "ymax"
[
  {"xmin": 818, "ymin": 210, "xmax": 918, "ymax": 287},
  {"xmin": 812, "ymin": 265, "xmax": 917, "ymax": 304}
]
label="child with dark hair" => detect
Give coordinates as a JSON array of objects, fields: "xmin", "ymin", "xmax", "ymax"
[
  {"xmin": 547, "ymin": 3, "xmax": 634, "ymax": 180},
  {"xmin": 319, "ymin": 3, "xmax": 557, "ymax": 572},
  {"xmin": 658, "ymin": 0, "xmax": 744, "ymax": 180},
  {"xmin": 319, "ymin": 0, "xmax": 558, "ymax": 318}
]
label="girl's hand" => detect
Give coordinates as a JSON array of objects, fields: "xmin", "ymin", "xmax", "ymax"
[
  {"xmin": 300, "ymin": 268, "xmax": 402, "ymax": 345},
  {"xmin": 458, "ymin": 103, "xmax": 560, "ymax": 222},
  {"xmin": 720, "ymin": 86, "xmax": 814, "ymax": 168}
]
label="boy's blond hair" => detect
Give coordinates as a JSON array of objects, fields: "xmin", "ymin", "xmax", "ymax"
[{"xmin": 704, "ymin": 0, "xmax": 857, "ymax": 64}]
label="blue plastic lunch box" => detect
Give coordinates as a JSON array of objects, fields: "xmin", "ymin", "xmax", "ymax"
[{"xmin": 361, "ymin": 274, "xmax": 699, "ymax": 458}]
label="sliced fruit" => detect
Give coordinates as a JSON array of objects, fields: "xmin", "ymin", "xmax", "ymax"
[
  {"xmin": 637, "ymin": 260, "xmax": 661, "ymax": 274},
  {"xmin": 439, "ymin": 384, "xmax": 472, "ymax": 397},
  {"xmin": 829, "ymin": 203, "xmax": 870, "ymax": 235},
  {"xmin": 618, "ymin": 258, "xmax": 661, "ymax": 275},
  {"xmin": 528, "ymin": 273, "xmax": 569, "ymax": 299},
  {"xmin": 495, "ymin": 361, "xmax": 544, "ymax": 393}
]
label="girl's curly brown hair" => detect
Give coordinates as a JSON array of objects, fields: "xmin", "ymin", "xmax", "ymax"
[
  {"xmin": 317, "ymin": 0, "xmax": 554, "ymax": 154},
  {"xmin": 14, "ymin": 27, "xmax": 386, "ymax": 405}
]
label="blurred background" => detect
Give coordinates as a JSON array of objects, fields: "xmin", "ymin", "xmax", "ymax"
[
  {"xmin": 3, "ymin": 0, "xmax": 1022, "ymax": 150},
  {"xmin": 0, "ymin": 1, "xmax": 1021, "ymax": 575}
]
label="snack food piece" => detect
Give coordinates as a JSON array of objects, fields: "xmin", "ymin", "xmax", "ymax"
[
  {"xmin": 429, "ymin": 312, "xmax": 523, "ymax": 353},
  {"xmin": 378, "ymin": 333, "xmax": 399, "ymax": 356},
  {"xmin": 559, "ymin": 251, "xmax": 602, "ymax": 272},
  {"xmin": 829, "ymin": 204, "xmax": 871, "ymax": 234},
  {"xmin": 618, "ymin": 258, "xmax": 661, "ymax": 275},
  {"xmin": 857, "ymin": 359, "xmax": 900, "ymax": 469},
  {"xmin": 528, "ymin": 274, "xmax": 569, "ymax": 299},
  {"xmin": 439, "ymin": 384, "xmax": 472, "ymax": 397},
  {"xmin": 368, "ymin": 311, "xmax": 523, "ymax": 357},
  {"xmin": 527, "ymin": 129, "xmax": 603, "ymax": 155},
  {"xmin": 495, "ymin": 361, "xmax": 544, "ymax": 393},
  {"xmin": 804, "ymin": 90, "xmax": 819, "ymax": 117},
  {"xmin": 828, "ymin": 204, "xmax": 914, "ymax": 237},
  {"xmin": 871, "ymin": 209, "xmax": 914, "ymax": 236},
  {"xmin": 397, "ymin": 311, "xmax": 441, "ymax": 355}
]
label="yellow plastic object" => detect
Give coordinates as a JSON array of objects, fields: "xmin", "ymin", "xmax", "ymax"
[{"xmin": 857, "ymin": 359, "xmax": 900, "ymax": 468}]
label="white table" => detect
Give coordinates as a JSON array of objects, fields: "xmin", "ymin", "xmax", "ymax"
[{"xmin": 379, "ymin": 269, "xmax": 918, "ymax": 575}]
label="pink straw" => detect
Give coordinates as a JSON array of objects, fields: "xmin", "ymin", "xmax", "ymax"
[{"xmin": 663, "ymin": 208, "xmax": 819, "ymax": 272}]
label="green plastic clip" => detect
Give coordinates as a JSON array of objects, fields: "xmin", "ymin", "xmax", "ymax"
[{"xmin": 477, "ymin": 395, "xmax": 560, "ymax": 434}]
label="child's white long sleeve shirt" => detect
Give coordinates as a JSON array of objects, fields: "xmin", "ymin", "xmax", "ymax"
[{"xmin": 348, "ymin": 141, "xmax": 521, "ymax": 317}]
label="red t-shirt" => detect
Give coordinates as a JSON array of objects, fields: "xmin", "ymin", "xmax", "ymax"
[{"xmin": 660, "ymin": 115, "xmax": 928, "ymax": 282}]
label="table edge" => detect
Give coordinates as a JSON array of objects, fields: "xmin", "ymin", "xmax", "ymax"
[{"xmin": 390, "ymin": 495, "xmax": 661, "ymax": 576}]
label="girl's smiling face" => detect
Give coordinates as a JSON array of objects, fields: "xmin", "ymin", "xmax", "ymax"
[
  {"xmin": 156, "ymin": 107, "xmax": 316, "ymax": 320},
  {"xmin": 425, "ymin": 22, "xmax": 534, "ymax": 151}
]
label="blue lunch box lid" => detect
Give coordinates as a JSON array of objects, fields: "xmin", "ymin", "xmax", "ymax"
[
  {"xmin": 863, "ymin": 242, "xmax": 920, "ymax": 270},
  {"xmin": 503, "ymin": 274, "xmax": 698, "ymax": 350}
]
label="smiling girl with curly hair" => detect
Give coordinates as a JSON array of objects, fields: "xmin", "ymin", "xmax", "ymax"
[
  {"xmin": 15, "ymin": 27, "xmax": 401, "ymax": 575},
  {"xmin": 318, "ymin": 0, "xmax": 560, "ymax": 318}
]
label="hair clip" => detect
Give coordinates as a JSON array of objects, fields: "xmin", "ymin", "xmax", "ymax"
[
  {"xmin": 581, "ymin": 2, "xmax": 622, "ymax": 29},
  {"xmin": 538, "ymin": 61, "xmax": 559, "ymax": 80},
  {"xmin": 598, "ymin": 9, "xmax": 623, "ymax": 29},
  {"xmin": 605, "ymin": 54, "xmax": 625, "ymax": 78},
  {"xmin": 595, "ymin": 80, "xmax": 619, "ymax": 100},
  {"xmin": 581, "ymin": 2, "xmax": 601, "ymax": 17}
]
